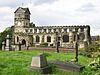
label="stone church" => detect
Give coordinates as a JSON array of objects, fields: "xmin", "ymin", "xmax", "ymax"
[{"xmin": 13, "ymin": 7, "xmax": 91, "ymax": 48}]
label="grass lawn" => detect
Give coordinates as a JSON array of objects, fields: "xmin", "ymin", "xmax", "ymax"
[{"xmin": 0, "ymin": 50, "xmax": 91, "ymax": 75}]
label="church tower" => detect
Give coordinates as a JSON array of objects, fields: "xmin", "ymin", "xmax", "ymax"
[
  {"xmin": 13, "ymin": 7, "xmax": 32, "ymax": 47},
  {"xmin": 14, "ymin": 7, "xmax": 30, "ymax": 28}
]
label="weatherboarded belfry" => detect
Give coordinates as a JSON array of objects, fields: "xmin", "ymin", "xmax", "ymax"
[{"xmin": 13, "ymin": 7, "xmax": 91, "ymax": 48}]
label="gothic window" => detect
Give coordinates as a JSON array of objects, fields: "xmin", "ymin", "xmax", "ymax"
[
  {"xmin": 22, "ymin": 39, "xmax": 26, "ymax": 46},
  {"xmin": 34, "ymin": 29, "xmax": 37, "ymax": 33},
  {"xmin": 74, "ymin": 35, "xmax": 76, "ymax": 41},
  {"xmin": 17, "ymin": 36, "xmax": 19, "ymax": 42},
  {"xmin": 44, "ymin": 29, "xmax": 46, "ymax": 32},
  {"xmin": 42, "ymin": 36, "xmax": 44, "ymax": 42},
  {"xmin": 30, "ymin": 29, "xmax": 33, "ymax": 32},
  {"xmin": 47, "ymin": 36, "xmax": 51, "ymax": 42},
  {"xmin": 25, "ymin": 29, "xmax": 28, "ymax": 32},
  {"xmin": 36, "ymin": 35, "xmax": 40, "ymax": 43},
  {"xmin": 64, "ymin": 28, "xmax": 67, "ymax": 32},
  {"xmin": 63, "ymin": 35, "xmax": 69, "ymax": 42}
]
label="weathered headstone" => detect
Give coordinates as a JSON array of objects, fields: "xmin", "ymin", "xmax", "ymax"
[
  {"xmin": 11, "ymin": 45, "xmax": 16, "ymax": 51},
  {"xmin": 2, "ymin": 41, "xmax": 5, "ymax": 50},
  {"xmin": 84, "ymin": 41, "xmax": 88, "ymax": 52},
  {"xmin": 5, "ymin": 35, "xmax": 12, "ymax": 51},
  {"xmin": 50, "ymin": 60, "xmax": 85, "ymax": 72},
  {"xmin": 30, "ymin": 53, "xmax": 51, "ymax": 74}
]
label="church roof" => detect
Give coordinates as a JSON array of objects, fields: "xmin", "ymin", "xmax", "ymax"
[{"xmin": 14, "ymin": 7, "xmax": 30, "ymax": 14}]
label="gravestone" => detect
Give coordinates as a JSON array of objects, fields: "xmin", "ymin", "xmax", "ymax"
[
  {"xmin": 49, "ymin": 34, "xmax": 85, "ymax": 72},
  {"xmin": 30, "ymin": 53, "xmax": 51, "ymax": 74},
  {"xmin": 5, "ymin": 35, "xmax": 12, "ymax": 51},
  {"xmin": 2, "ymin": 41, "xmax": 5, "ymax": 50},
  {"xmin": 84, "ymin": 41, "xmax": 88, "ymax": 52},
  {"xmin": 50, "ymin": 60, "xmax": 85, "ymax": 72}
]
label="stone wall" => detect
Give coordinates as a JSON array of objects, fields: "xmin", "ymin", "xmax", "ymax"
[{"xmin": 13, "ymin": 25, "xmax": 91, "ymax": 48}]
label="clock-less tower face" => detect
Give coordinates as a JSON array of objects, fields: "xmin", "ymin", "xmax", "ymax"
[{"xmin": 14, "ymin": 7, "xmax": 30, "ymax": 27}]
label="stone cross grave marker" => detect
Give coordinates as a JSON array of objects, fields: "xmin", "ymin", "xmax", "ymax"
[
  {"xmin": 5, "ymin": 35, "xmax": 11, "ymax": 51},
  {"xmin": 2, "ymin": 41, "xmax": 5, "ymax": 50}
]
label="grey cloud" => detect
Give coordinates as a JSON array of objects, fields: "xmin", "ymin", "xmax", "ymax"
[
  {"xmin": 0, "ymin": 0, "xmax": 58, "ymax": 7},
  {"xmin": 76, "ymin": 3, "xmax": 95, "ymax": 12},
  {"xmin": 0, "ymin": 0, "xmax": 29, "ymax": 7},
  {"xmin": 32, "ymin": 0, "xmax": 59, "ymax": 5}
]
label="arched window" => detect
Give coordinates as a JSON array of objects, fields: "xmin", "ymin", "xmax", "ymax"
[
  {"xmin": 63, "ymin": 35, "xmax": 69, "ymax": 42},
  {"xmin": 36, "ymin": 35, "xmax": 40, "ymax": 43},
  {"xmin": 42, "ymin": 35, "xmax": 44, "ymax": 42},
  {"xmin": 74, "ymin": 35, "xmax": 76, "ymax": 41},
  {"xmin": 17, "ymin": 36, "xmax": 19, "ymax": 42},
  {"xmin": 47, "ymin": 36, "xmax": 51, "ymax": 42},
  {"xmin": 77, "ymin": 34, "xmax": 80, "ymax": 40},
  {"xmin": 22, "ymin": 39, "xmax": 26, "ymax": 46}
]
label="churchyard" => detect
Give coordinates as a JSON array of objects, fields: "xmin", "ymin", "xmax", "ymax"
[
  {"xmin": 0, "ymin": 33, "xmax": 100, "ymax": 75},
  {"xmin": 0, "ymin": 6, "xmax": 100, "ymax": 75},
  {"xmin": 0, "ymin": 45, "xmax": 99, "ymax": 75}
]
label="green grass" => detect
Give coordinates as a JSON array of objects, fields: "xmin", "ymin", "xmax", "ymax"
[{"xmin": 0, "ymin": 50, "xmax": 91, "ymax": 75}]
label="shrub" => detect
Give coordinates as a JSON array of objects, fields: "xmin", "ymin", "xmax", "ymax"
[
  {"xmin": 86, "ymin": 43, "xmax": 100, "ymax": 53},
  {"xmin": 79, "ymin": 42, "xmax": 100, "ymax": 58},
  {"xmin": 40, "ymin": 43, "xmax": 48, "ymax": 47},
  {"xmin": 87, "ymin": 52, "xmax": 100, "ymax": 75}
]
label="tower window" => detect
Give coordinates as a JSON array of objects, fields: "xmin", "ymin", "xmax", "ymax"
[{"xmin": 17, "ymin": 36, "xmax": 19, "ymax": 42}]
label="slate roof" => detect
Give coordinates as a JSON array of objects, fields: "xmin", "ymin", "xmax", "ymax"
[{"xmin": 14, "ymin": 7, "xmax": 30, "ymax": 14}]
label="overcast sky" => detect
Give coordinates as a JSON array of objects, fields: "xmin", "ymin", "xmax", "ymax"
[{"xmin": 0, "ymin": 0, "xmax": 100, "ymax": 36}]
